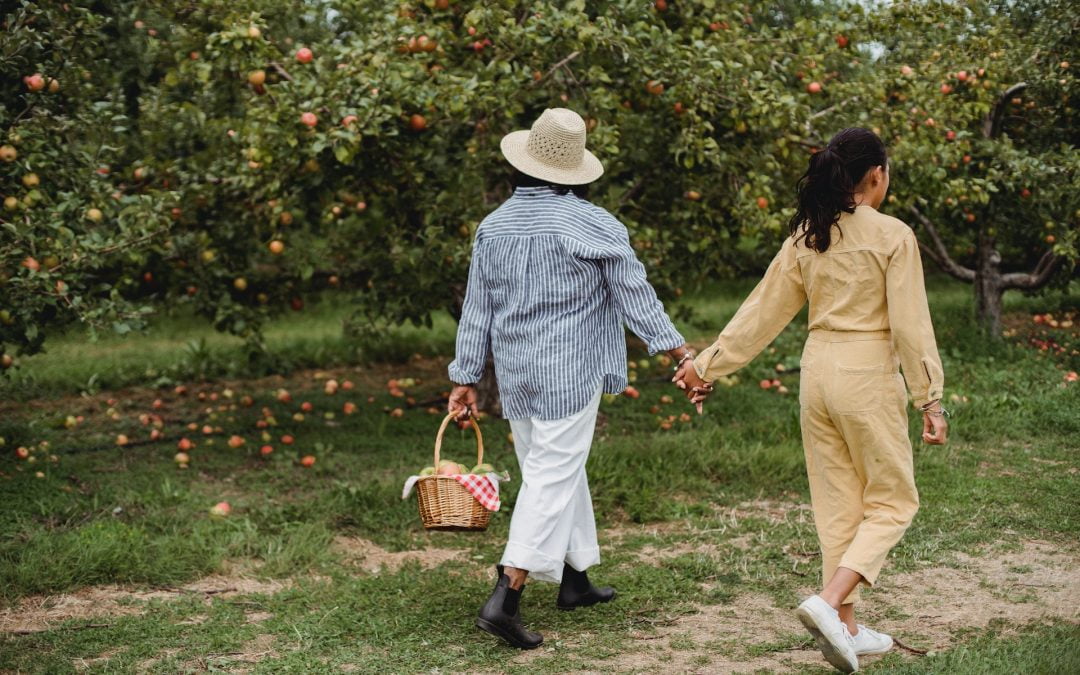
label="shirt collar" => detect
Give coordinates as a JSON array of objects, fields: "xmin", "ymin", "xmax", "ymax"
[{"xmin": 513, "ymin": 186, "xmax": 557, "ymax": 198}]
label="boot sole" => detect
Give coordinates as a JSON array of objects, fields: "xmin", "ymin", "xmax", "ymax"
[
  {"xmin": 795, "ymin": 606, "xmax": 858, "ymax": 673},
  {"xmin": 556, "ymin": 590, "xmax": 617, "ymax": 611},
  {"xmin": 475, "ymin": 617, "xmax": 543, "ymax": 650}
]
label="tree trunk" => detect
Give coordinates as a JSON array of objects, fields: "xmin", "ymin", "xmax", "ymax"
[{"xmin": 973, "ymin": 235, "xmax": 1005, "ymax": 337}]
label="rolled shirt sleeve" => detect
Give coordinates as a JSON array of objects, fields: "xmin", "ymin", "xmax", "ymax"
[
  {"xmin": 694, "ymin": 242, "xmax": 807, "ymax": 382},
  {"xmin": 596, "ymin": 219, "xmax": 685, "ymax": 355},
  {"xmin": 447, "ymin": 239, "xmax": 493, "ymax": 385},
  {"xmin": 886, "ymin": 229, "xmax": 945, "ymax": 408}
]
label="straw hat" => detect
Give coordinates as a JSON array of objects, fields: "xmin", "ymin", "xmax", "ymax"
[{"xmin": 500, "ymin": 108, "xmax": 604, "ymax": 185}]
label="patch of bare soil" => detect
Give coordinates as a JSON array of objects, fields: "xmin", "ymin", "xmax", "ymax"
[
  {"xmin": 880, "ymin": 539, "xmax": 1080, "ymax": 649},
  {"xmin": 73, "ymin": 647, "xmax": 127, "ymax": 672},
  {"xmin": 332, "ymin": 535, "xmax": 467, "ymax": 573},
  {"xmin": 0, "ymin": 573, "xmax": 289, "ymax": 634},
  {"xmin": 181, "ymin": 633, "xmax": 278, "ymax": 673},
  {"xmin": 569, "ymin": 539, "xmax": 1079, "ymax": 674}
]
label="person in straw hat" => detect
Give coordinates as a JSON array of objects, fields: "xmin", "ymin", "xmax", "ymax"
[{"xmin": 447, "ymin": 108, "xmax": 707, "ymax": 649}]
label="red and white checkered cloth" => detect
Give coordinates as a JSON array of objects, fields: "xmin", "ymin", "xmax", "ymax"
[
  {"xmin": 453, "ymin": 473, "xmax": 501, "ymax": 511},
  {"xmin": 401, "ymin": 471, "xmax": 509, "ymax": 511}
]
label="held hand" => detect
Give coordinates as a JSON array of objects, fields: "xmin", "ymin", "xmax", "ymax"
[
  {"xmin": 672, "ymin": 361, "xmax": 713, "ymax": 413},
  {"xmin": 921, "ymin": 409, "xmax": 948, "ymax": 445},
  {"xmin": 447, "ymin": 385, "xmax": 479, "ymax": 420}
]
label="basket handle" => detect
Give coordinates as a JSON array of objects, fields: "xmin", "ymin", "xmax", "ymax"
[{"xmin": 433, "ymin": 413, "xmax": 484, "ymax": 471}]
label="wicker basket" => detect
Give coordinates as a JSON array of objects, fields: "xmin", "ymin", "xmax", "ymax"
[{"xmin": 416, "ymin": 414, "xmax": 492, "ymax": 531}]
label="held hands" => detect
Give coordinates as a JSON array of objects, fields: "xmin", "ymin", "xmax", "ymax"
[
  {"xmin": 670, "ymin": 355, "xmax": 714, "ymax": 414},
  {"xmin": 447, "ymin": 384, "xmax": 479, "ymax": 421}
]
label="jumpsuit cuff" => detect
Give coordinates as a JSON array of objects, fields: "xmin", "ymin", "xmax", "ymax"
[{"xmin": 693, "ymin": 348, "xmax": 718, "ymax": 382}]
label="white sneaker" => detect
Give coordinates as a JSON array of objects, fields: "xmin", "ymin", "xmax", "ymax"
[
  {"xmin": 851, "ymin": 624, "xmax": 893, "ymax": 655},
  {"xmin": 795, "ymin": 595, "xmax": 859, "ymax": 673}
]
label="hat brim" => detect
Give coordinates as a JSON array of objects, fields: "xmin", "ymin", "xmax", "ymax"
[{"xmin": 499, "ymin": 130, "xmax": 604, "ymax": 186}]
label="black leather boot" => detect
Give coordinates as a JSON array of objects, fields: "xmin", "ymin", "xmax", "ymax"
[
  {"xmin": 475, "ymin": 567, "xmax": 543, "ymax": 650},
  {"xmin": 556, "ymin": 563, "xmax": 616, "ymax": 611}
]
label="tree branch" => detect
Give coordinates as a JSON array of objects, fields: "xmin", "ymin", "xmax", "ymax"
[
  {"xmin": 1000, "ymin": 250, "xmax": 1066, "ymax": 290},
  {"xmin": 530, "ymin": 51, "xmax": 580, "ymax": 87},
  {"xmin": 804, "ymin": 96, "xmax": 858, "ymax": 140},
  {"xmin": 907, "ymin": 205, "xmax": 976, "ymax": 282},
  {"xmin": 268, "ymin": 62, "xmax": 295, "ymax": 83},
  {"xmin": 983, "ymin": 82, "xmax": 1028, "ymax": 139}
]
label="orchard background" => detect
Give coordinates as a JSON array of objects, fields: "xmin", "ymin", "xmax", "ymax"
[
  {"xmin": 1, "ymin": 2, "xmax": 1079, "ymax": 672},
  {"xmin": 1, "ymin": 0, "xmax": 1077, "ymax": 369}
]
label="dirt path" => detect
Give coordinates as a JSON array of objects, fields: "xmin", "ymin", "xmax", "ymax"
[
  {"xmin": 508, "ymin": 538, "xmax": 1079, "ymax": 673},
  {"xmin": 2, "ymin": 538, "xmax": 1077, "ymax": 673}
]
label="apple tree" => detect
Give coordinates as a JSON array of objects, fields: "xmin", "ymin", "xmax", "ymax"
[
  {"xmin": 821, "ymin": 0, "xmax": 1079, "ymax": 336},
  {"xmin": 0, "ymin": 2, "xmax": 175, "ymax": 370}
]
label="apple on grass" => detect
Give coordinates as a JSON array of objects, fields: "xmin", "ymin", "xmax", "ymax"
[
  {"xmin": 209, "ymin": 502, "xmax": 230, "ymax": 517},
  {"xmin": 300, "ymin": 455, "xmax": 316, "ymax": 467}
]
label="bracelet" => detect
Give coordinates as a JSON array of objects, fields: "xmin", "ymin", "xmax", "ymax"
[
  {"xmin": 921, "ymin": 404, "xmax": 951, "ymax": 418},
  {"xmin": 674, "ymin": 351, "xmax": 694, "ymax": 371}
]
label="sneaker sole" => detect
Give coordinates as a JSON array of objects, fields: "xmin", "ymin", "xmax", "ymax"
[
  {"xmin": 854, "ymin": 640, "xmax": 894, "ymax": 656},
  {"xmin": 795, "ymin": 606, "xmax": 858, "ymax": 673},
  {"xmin": 475, "ymin": 617, "xmax": 543, "ymax": 650}
]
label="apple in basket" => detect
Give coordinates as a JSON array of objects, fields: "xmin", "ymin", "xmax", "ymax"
[
  {"xmin": 419, "ymin": 466, "xmax": 436, "ymax": 477},
  {"xmin": 437, "ymin": 460, "xmax": 462, "ymax": 476},
  {"xmin": 472, "ymin": 463, "xmax": 495, "ymax": 474}
]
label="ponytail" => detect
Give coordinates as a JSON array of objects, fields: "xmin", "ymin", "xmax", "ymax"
[{"xmin": 788, "ymin": 127, "xmax": 887, "ymax": 253}]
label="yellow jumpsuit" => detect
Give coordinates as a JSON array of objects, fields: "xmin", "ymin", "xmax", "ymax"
[{"xmin": 694, "ymin": 205, "xmax": 944, "ymax": 603}]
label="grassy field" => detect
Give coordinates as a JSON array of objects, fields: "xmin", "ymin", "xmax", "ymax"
[{"xmin": 0, "ymin": 278, "xmax": 1078, "ymax": 673}]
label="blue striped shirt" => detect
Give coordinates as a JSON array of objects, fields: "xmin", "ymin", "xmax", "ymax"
[{"xmin": 448, "ymin": 186, "xmax": 685, "ymax": 420}]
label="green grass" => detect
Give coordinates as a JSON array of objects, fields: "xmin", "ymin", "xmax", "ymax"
[{"xmin": 0, "ymin": 277, "xmax": 1077, "ymax": 672}]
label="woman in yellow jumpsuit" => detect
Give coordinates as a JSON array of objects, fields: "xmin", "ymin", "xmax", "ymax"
[{"xmin": 676, "ymin": 128, "xmax": 949, "ymax": 673}]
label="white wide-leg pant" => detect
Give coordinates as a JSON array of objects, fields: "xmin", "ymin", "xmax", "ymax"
[{"xmin": 499, "ymin": 385, "xmax": 603, "ymax": 584}]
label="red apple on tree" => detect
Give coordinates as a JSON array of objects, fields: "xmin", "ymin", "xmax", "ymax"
[
  {"xmin": 25, "ymin": 73, "xmax": 45, "ymax": 92},
  {"xmin": 807, "ymin": 81, "xmax": 822, "ymax": 94},
  {"xmin": 301, "ymin": 112, "xmax": 318, "ymax": 127},
  {"xmin": 296, "ymin": 47, "xmax": 313, "ymax": 63}
]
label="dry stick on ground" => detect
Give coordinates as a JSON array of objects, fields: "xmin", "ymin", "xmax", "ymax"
[
  {"xmin": 6, "ymin": 623, "xmax": 111, "ymax": 636},
  {"xmin": 894, "ymin": 637, "xmax": 929, "ymax": 656}
]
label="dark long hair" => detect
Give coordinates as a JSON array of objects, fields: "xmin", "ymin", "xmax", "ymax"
[
  {"xmin": 512, "ymin": 169, "xmax": 590, "ymax": 199},
  {"xmin": 788, "ymin": 127, "xmax": 887, "ymax": 253}
]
